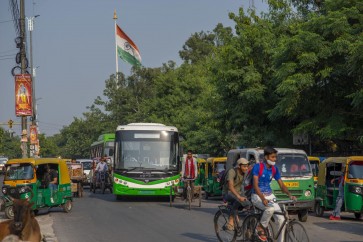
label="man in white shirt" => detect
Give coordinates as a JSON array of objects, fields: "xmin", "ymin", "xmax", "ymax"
[
  {"xmin": 95, "ymin": 157, "xmax": 108, "ymax": 183},
  {"xmin": 181, "ymin": 150, "xmax": 198, "ymax": 200}
]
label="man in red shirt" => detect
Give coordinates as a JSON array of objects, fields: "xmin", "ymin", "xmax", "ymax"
[{"xmin": 181, "ymin": 150, "xmax": 198, "ymax": 200}]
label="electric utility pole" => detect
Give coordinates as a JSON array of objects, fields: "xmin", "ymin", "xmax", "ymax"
[{"xmin": 20, "ymin": 0, "xmax": 28, "ymax": 158}]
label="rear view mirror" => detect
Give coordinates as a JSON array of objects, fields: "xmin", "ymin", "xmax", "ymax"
[{"xmin": 330, "ymin": 171, "xmax": 342, "ymax": 176}]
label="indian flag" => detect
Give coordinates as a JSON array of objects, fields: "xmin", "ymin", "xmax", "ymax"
[{"xmin": 116, "ymin": 24, "xmax": 142, "ymax": 66}]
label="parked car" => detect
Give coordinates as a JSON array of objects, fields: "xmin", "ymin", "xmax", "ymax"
[
  {"xmin": 77, "ymin": 159, "xmax": 93, "ymax": 187},
  {"xmin": 0, "ymin": 157, "xmax": 8, "ymax": 174}
]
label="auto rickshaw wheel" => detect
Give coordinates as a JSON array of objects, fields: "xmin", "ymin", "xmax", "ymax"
[
  {"xmin": 5, "ymin": 206, "xmax": 14, "ymax": 219},
  {"xmin": 63, "ymin": 200, "xmax": 72, "ymax": 213},
  {"xmin": 314, "ymin": 202, "xmax": 324, "ymax": 217},
  {"xmin": 298, "ymin": 209, "xmax": 308, "ymax": 222},
  {"xmin": 354, "ymin": 213, "xmax": 362, "ymax": 220}
]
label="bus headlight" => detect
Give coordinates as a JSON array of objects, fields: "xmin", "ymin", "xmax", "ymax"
[{"xmin": 304, "ymin": 190, "xmax": 312, "ymax": 197}]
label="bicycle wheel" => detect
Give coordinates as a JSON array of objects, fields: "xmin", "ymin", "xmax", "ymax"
[
  {"xmin": 187, "ymin": 186, "xmax": 192, "ymax": 210},
  {"xmin": 214, "ymin": 209, "xmax": 237, "ymax": 242},
  {"xmin": 242, "ymin": 214, "xmax": 274, "ymax": 242},
  {"xmin": 285, "ymin": 221, "xmax": 310, "ymax": 242}
]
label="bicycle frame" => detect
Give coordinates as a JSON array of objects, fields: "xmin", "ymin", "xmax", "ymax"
[{"xmin": 269, "ymin": 200, "xmax": 295, "ymax": 240}]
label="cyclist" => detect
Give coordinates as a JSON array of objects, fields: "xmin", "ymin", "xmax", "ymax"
[
  {"xmin": 251, "ymin": 146, "xmax": 296, "ymax": 242},
  {"xmin": 222, "ymin": 158, "xmax": 251, "ymax": 231},
  {"xmin": 181, "ymin": 150, "xmax": 198, "ymax": 200}
]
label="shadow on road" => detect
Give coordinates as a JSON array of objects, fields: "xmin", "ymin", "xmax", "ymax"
[
  {"xmin": 313, "ymin": 221, "xmax": 363, "ymax": 237},
  {"xmin": 181, "ymin": 232, "xmax": 217, "ymax": 242}
]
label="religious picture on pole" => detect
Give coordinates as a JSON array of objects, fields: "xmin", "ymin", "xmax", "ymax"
[
  {"xmin": 30, "ymin": 125, "xmax": 38, "ymax": 144},
  {"xmin": 15, "ymin": 74, "xmax": 33, "ymax": 116}
]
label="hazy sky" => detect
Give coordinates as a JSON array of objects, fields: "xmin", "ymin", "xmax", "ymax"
[{"xmin": 0, "ymin": 0, "xmax": 267, "ymax": 136}]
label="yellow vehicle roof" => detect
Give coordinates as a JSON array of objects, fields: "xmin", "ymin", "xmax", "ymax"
[
  {"xmin": 197, "ymin": 158, "xmax": 206, "ymax": 163},
  {"xmin": 308, "ymin": 156, "xmax": 320, "ymax": 162},
  {"xmin": 6, "ymin": 158, "xmax": 71, "ymax": 185},
  {"xmin": 206, "ymin": 157, "xmax": 227, "ymax": 163}
]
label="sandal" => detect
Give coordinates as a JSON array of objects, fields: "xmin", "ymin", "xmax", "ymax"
[
  {"xmin": 224, "ymin": 223, "xmax": 234, "ymax": 231},
  {"xmin": 256, "ymin": 225, "xmax": 267, "ymax": 241}
]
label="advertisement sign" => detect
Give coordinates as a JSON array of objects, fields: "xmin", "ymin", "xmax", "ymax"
[
  {"xmin": 15, "ymin": 74, "xmax": 33, "ymax": 116},
  {"xmin": 30, "ymin": 125, "xmax": 38, "ymax": 144}
]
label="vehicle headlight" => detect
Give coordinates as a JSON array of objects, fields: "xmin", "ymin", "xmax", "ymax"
[
  {"xmin": 349, "ymin": 185, "xmax": 363, "ymax": 195},
  {"xmin": 304, "ymin": 190, "xmax": 312, "ymax": 197},
  {"xmin": 2, "ymin": 187, "xmax": 7, "ymax": 194},
  {"xmin": 19, "ymin": 186, "xmax": 26, "ymax": 194}
]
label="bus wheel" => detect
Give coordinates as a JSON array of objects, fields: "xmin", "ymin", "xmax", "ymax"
[
  {"xmin": 354, "ymin": 213, "xmax": 362, "ymax": 220},
  {"xmin": 314, "ymin": 202, "xmax": 324, "ymax": 217},
  {"xmin": 298, "ymin": 209, "xmax": 308, "ymax": 222}
]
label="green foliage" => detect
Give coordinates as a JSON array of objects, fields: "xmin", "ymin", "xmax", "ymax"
[
  {"xmin": 0, "ymin": 128, "xmax": 21, "ymax": 158},
  {"xmin": 43, "ymin": 0, "xmax": 362, "ymax": 156}
]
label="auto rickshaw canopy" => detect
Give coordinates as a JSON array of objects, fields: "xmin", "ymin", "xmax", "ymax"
[
  {"xmin": 317, "ymin": 157, "xmax": 363, "ymax": 186},
  {"xmin": 5, "ymin": 158, "xmax": 71, "ymax": 185}
]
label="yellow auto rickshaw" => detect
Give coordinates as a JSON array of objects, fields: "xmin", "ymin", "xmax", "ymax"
[
  {"xmin": 308, "ymin": 156, "xmax": 320, "ymax": 185},
  {"xmin": 315, "ymin": 156, "xmax": 363, "ymax": 219},
  {"xmin": 1, "ymin": 158, "xmax": 73, "ymax": 219},
  {"xmin": 204, "ymin": 157, "xmax": 226, "ymax": 199}
]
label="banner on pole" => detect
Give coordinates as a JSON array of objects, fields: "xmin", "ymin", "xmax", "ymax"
[
  {"xmin": 30, "ymin": 125, "xmax": 38, "ymax": 144},
  {"xmin": 15, "ymin": 74, "xmax": 33, "ymax": 116}
]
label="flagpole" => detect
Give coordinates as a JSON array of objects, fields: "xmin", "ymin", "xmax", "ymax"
[{"xmin": 113, "ymin": 9, "xmax": 119, "ymax": 87}]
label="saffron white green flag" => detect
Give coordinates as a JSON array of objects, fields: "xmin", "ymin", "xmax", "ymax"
[{"xmin": 116, "ymin": 24, "xmax": 142, "ymax": 66}]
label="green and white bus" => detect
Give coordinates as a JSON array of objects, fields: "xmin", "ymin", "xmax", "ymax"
[
  {"xmin": 90, "ymin": 133, "xmax": 115, "ymax": 162},
  {"xmin": 113, "ymin": 123, "xmax": 181, "ymax": 198}
]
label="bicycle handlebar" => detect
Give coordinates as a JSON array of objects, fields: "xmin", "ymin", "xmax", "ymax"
[{"xmin": 277, "ymin": 200, "xmax": 296, "ymax": 204}]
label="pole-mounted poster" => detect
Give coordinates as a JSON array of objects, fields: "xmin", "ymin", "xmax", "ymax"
[{"xmin": 15, "ymin": 74, "xmax": 33, "ymax": 116}]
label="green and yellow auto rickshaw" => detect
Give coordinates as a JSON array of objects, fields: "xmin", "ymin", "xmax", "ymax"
[
  {"xmin": 308, "ymin": 156, "xmax": 320, "ymax": 187},
  {"xmin": 203, "ymin": 157, "xmax": 226, "ymax": 199},
  {"xmin": 195, "ymin": 158, "xmax": 206, "ymax": 186},
  {"xmin": 315, "ymin": 157, "xmax": 363, "ymax": 219},
  {"xmin": 1, "ymin": 158, "xmax": 73, "ymax": 219}
]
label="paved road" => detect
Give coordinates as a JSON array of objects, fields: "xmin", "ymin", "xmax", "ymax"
[{"xmin": 50, "ymin": 188, "xmax": 363, "ymax": 242}]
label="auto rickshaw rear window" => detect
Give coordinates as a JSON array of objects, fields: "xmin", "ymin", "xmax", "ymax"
[
  {"xmin": 349, "ymin": 161, "xmax": 363, "ymax": 179},
  {"xmin": 5, "ymin": 163, "xmax": 34, "ymax": 180}
]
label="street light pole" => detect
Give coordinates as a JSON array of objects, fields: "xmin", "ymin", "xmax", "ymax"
[
  {"xmin": 27, "ymin": 15, "xmax": 39, "ymax": 127},
  {"xmin": 27, "ymin": 14, "xmax": 39, "ymax": 158}
]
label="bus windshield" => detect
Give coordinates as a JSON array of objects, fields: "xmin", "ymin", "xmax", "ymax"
[
  {"xmin": 5, "ymin": 163, "xmax": 34, "ymax": 180},
  {"xmin": 349, "ymin": 161, "xmax": 363, "ymax": 179},
  {"xmin": 276, "ymin": 154, "xmax": 312, "ymax": 177},
  {"xmin": 115, "ymin": 130, "xmax": 178, "ymax": 171}
]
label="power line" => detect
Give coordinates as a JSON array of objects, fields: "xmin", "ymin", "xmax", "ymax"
[
  {"xmin": 0, "ymin": 53, "xmax": 15, "ymax": 58},
  {"xmin": 0, "ymin": 19, "xmax": 13, "ymax": 24},
  {"xmin": 0, "ymin": 57, "xmax": 14, "ymax": 61}
]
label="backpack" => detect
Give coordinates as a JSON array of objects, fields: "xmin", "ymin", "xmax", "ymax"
[
  {"xmin": 243, "ymin": 163, "xmax": 276, "ymax": 198},
  {"xmin": 219, "ymin": 168, "xmax": 236, "ymax": 190}
]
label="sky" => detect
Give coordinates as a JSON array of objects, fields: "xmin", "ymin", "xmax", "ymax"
[{"xmin": 0, "ymin": 0, "xmax": 268, "ymax": 136}]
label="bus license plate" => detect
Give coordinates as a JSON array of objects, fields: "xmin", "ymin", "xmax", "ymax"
[
  {"xmin": 139, "ymin": 190, "xmax": 155, "ymax": 195},
  {"xmin": 284, "ymin": 182, "xmax": 299, "ymax": 188}
]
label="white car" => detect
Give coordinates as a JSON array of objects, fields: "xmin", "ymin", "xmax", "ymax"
[
  {"xmin": 77, "ymin": 159, "xmax": 93, "ymax": 186},
  {"xmin": 0, "ymin": 157, "xmax": 8, "ymax": 174}
]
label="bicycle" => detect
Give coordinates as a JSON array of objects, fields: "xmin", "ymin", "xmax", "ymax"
[
  {"xmin": 214, "ymin": 203, "xmax": 270, "ymax": 242},
  {"xmin": 242, "ymin": 200, "xmax": 309, "ymax": 242},
  {"xmin": 183, "ymin": 178, "xmax": 195, "ymax": 210}
]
